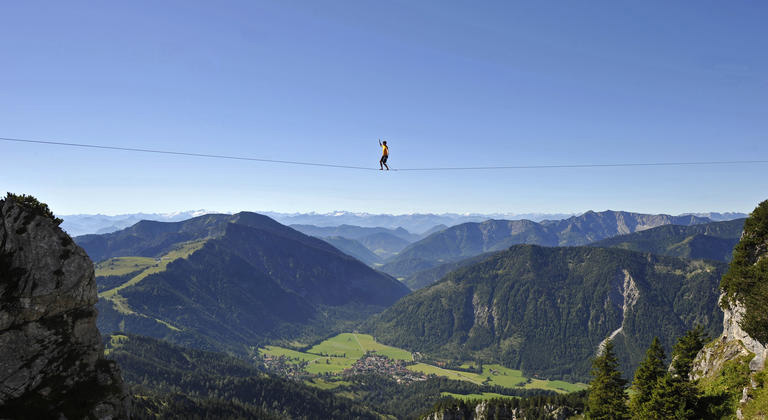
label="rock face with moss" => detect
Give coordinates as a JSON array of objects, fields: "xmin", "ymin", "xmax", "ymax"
[
  {"xmin": 694, "ymin": 298, "xmax": 768, "ymax": 381},
  {"xmin": 693, "ymin": 199, "xmax": 768, "ymax": 418},
  {"xmin": 694, "ymin": 201, "xmax": 768, "ymax": 377},
  {"xmin": 0, "ymin": 194, "xmax": 130, "ymax": 419}
]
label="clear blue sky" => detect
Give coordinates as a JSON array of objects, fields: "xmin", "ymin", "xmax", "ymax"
[{"xmin": 1, "ymin": 1, "xmax": 766, "ymax": 215}]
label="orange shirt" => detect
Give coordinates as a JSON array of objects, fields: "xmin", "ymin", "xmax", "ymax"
[{"xmin": 382, "ymin": 144, "xmax": 389, "ymax": 156}]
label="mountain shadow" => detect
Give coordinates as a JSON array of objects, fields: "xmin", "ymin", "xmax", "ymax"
[{"xmin": 77, "ymin": 212, "xmax": 409, "ymax": 354}]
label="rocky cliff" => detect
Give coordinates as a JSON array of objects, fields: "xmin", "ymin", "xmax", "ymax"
[
  {"xmin": 692, "ymin": 199, "xmax": 768, "ymax": 418},
  {"xmin": 421, "ymin": 399, "xmax": 578, "ymax": 420},
  {"xmin": 693, "ymin": 296, "xmax": 767, "ymax": 380},
  {"xmin": 0, "ymin": 194, "xmax": 130, "ymax": 419}
]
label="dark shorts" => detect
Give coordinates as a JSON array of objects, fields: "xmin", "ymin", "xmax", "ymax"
[{"xmin": 380, "ymin": 155, "xmax": 388, "ymax": 163}]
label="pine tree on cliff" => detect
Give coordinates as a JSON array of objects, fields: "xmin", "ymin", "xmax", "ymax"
[
  {"xmin": 587, "ymin": 340, "xmax": 629, "ymax": 420},
  {"xmin": 720, "ymin": 199, "xmax": 768, "ymax": 344},
  {"xmin": 629, "ymin": 337, "xmax": 665, "ymax": 418}
]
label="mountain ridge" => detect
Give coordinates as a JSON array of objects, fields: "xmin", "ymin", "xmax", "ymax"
[
  {"xmin": 63, "ymin": 210, "xmax": 746, "ymax": 237},
  {"xmin": 382, "ymin": 210, "xmax": 713, "ymax": 278},
  {"xmin": 590, "ymin": 218, "xmax": 745, "ymax": 262},
  {"xmin": 77, "ymin": 211, "xmax": 409, "ymax": 354}
]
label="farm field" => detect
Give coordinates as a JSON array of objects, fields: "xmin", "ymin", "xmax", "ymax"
[
  {"xmin": 305, "ymin": 333, "xmax": 412, "ymax": 361},
  {"xmin": 526, "ymin": 378, "xmax": 586, "ymax": 393},
  {"xmin": 441, "ymin": 392, "xmax": 518, "ymax": 401},
  {"xmin": 407, "ymin": 363, "xmax": 485, "ymax": 385},
  {"xmin": 303, "ymin": 379, "xmax": 352, "ymax": 390},
  {"xmin": 261, "ymin": 333, "xmax": 587, "ymax": 393}
]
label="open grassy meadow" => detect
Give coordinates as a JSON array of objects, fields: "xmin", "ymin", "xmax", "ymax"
[
  {"xmin": 526, "ymin": 378, "xmax": 587, "ymax": 393},
  {"xmin": 95, "ymin": 257, "xmax": 156, "ymax": 277},
  {"xmin": 99, "ymin": 239, "xmax": 207, "ymax": 299},
  {"xmin": 441, "ymin": 392, "xmax": 518, "ymax": 401},
  {"xmin": 261, "ymin": 333, "xmax": 587, "ymax": 394},
  {"xmin": 306, "ymin": 333, "xmax": 412, "ymax": 361}
]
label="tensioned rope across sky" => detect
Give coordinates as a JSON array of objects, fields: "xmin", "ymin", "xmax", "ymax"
[{"xmin": 3, "ymin": 136, "xmax": 768, "ymax": 172}]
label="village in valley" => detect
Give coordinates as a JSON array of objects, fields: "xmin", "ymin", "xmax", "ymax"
[{"xmin": 262, "ymin": 351, "xmax": 428, "ymax": 384}]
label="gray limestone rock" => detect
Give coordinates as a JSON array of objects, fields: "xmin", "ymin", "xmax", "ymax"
[{"xmin": 0, "ymin": 196, "xmax": 130, "ymax": 419}]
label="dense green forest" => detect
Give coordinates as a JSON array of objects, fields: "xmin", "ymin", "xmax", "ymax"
[
  {"xmin": 402, "ymin": 252, "xmax": 497, "ymax": 290},
  {"xmin": 106, "ymin": 334, "xmax": 381, "ymax": 419},
  {"xmin": 106, "ymin": 334, "xmax": 558, "ymax": 419},
  {"xmin": 367, "ymin": 245, "xmax": 725, "ymax": 381}
]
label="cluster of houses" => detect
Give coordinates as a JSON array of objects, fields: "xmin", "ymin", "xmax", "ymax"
[
  {"xmin": 261, "ymin": 350, "xmax": 430, "ymax": 384},
  {"xmin": 343, "ymin": 352, "xmax": 427, "ymax": 384},
  {"xmin": 261, "ymin": 354, "xmax": 309, "ymax": 380}
]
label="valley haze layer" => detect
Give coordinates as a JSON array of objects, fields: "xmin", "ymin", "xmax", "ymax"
[{"xmin": 60, "ymin": 210, "xmax": 747, "ymax": 237}]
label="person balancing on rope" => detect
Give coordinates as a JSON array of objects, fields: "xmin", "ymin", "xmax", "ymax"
[{"xmin": 379, "ymin": 139, "xmax": 389, "ymax": 170}]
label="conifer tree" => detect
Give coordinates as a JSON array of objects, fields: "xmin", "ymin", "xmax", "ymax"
[
  {"xmin": 586, "ymin": 340, "xmax": 628, "ymax": 420},
  {"xmin": 671, "ymin": 326, "xmax": 708, "ymax": 380},
  {"xmin": 636, "ymin": 329, "xmax": 703, "ymax": 419},
  {"xmin": 629, "ymin": 337, "xmax": 665, "ymax": 418},
  {"xmin": 637, "ymin": 373, "xmax": 697, "ymax": 420}
]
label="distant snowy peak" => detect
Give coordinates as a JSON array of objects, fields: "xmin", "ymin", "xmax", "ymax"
[
  {"xmin": 60, "ymin": 209, "xmax": 748, "ymax": 237},
  {"xmin": 60, "ymin": 210, "xmax": 224, "ymax": 237},
  {"xmin": 160, "ymin": 209, "xmax": 219, "ymax": 218}
]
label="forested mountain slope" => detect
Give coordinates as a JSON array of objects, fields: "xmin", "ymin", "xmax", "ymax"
[
  {"xmin": 292, "ymin": 224, "xmax": 415, "ymax": 259},
  {"xmin": 368, "ymin": 245, "xmax": 725, "ymax": 381},
  {"xmin": 78, "ymin": 212, "xmax": 409, "ymax": 354},
  {"xmin": 106, "ymin": 334, "xmax": 381, "ymax": 419},
  {"xmin": 381, "ymin": 210, "xmax": 711, "ymax": 277},
  {"xmin": 591, "ymin": 218, "xmax": 744, "ymax": 262},
  {"xmin": 291, "ymin": 223, "xmax": 419, "ymax": 242},
  {"xmin": 403, "ymin": 252, "xmax": 498, "ymax": 290},
  {"xmin": 77, "ymin": 212, "xmax": 333, "ymax": 262},
  {"xmin": 319, "ymin": 235, "xmax": 383, "ymax": 265}
]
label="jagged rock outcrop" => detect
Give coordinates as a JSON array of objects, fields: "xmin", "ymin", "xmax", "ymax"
[
  {"xmin": 422, "ymin": 402, "xmax": 521, "ymax": 420},
  {"xmin": 692, "ymin": 199, "xmax": 768, "ymax": 418},
  {"xmin": 693, "ymin": 201, "xmax": 768, "ymax": 380},
  {"xmin": 0, "ymin": 195, "xmax": 130, "ymax": 419},
  {"xmin": 693, "ymin": 295, "xmax": 768, "ymax": 380},
  {"xmin": 421, "ymin": 400, "xmax": 576, "ymax": 420}
]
